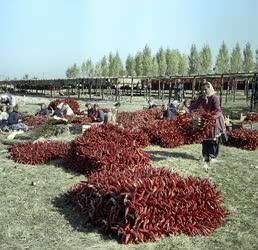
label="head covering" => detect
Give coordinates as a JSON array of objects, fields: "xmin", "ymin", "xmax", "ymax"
[
  {"xmin": 203, "ymin": 82, "xmax": 216, "ymax": 97},
  {"xmin": 1, "ymin": 94, "xmax": 8, "ymax": 102}
]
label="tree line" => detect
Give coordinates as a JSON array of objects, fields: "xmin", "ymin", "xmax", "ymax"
[{"xmin": 66, "ymin": 42, "xmax": 258, "ymax": 78}]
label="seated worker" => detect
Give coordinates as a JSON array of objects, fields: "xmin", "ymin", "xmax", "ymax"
[
  {"xmin": 61, "ymin": 103, "xmax": 74, "ymax": 116},
  {"xmin": 52, "ymin": 106, "xmax": 63, "ymax": 118},
  {"xmin": 94, "ymin": 104, "xmax": 105, "ymax": 123},
  {"xmin": 6, "ymin": 104, "xmax": 28, "ymax": 131},
  {"xmin": 177, "ymin": 99, "xmax": 190, "ymax": 114},
  {"xmin": 161, "ymin": 104, "xmax": 172, "ymax": 120},
  {"xmin": 0, "ymin": 105, "xmax": 9, "ymax": 129},
  {"xmin": 35, "ymin": 103, "xmax": 49, "ymax": 116},
  {"xmin": 104, "ymin": 108, "xmax": 117, "ymax": 125},
  {"xmin": 148, "ymin": 98, "xmax": 157, "ymax": 109},
  {"xmin": 1, "ymin": 93, "xmax": 16, "ymax": 107},
  {"xmin": 168, "ymin": 103, "xmax": 177, "ymax": 120},
  {"xmin": 84, "ymin": 103, "xmax": 96, "ymax": 117}
]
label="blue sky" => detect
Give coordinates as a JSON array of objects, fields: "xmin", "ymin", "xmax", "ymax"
[{"xmin": 0, "ymin": 0, "xmax": 257, "ymax": 79}]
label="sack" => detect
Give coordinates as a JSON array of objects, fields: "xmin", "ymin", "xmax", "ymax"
[{"xmin": 219, "ymin": 132, "xmax": 228, "ymax": 144}]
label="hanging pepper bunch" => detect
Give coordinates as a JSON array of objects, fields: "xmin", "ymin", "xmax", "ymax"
[
  {"xmin": 225, "ymin": 129, "xmax": 258, "ymax": 150},
  {"xmin": 67, "ymin": 167, "xmax": 227, "ymax": 244},
  {"xmin": 143, "ymin": 112, "xmax": 216, "ymax": 148},
  {"xmin": 48, "ymin": 97, "xmax": 80, "ymax": 114},
  {"xmin": 65, "ymin": 124, "xmax": 150, "ymax": 174},
  {"xmin": 22, "ymin": 114, "xmax": 48, "ymax": 128},
  {"xmin": 10, "ymin": 141, "xmax": 70, "ymax": 164}
]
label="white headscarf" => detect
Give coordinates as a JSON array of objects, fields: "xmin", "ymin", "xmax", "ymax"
[{"xmin": 204, "ymin": 82, "xmax": 216, "ymax": 97}]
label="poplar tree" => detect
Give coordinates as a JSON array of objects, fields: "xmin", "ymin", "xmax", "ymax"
[
  {"xmin": 142, "ymin": 44, "xmax": 153, "ymax": 76},
  {"xmin": 156, "ymin": 47, "xmax": 167, "ymax": 76},
  {"xmin": 230, "ymin": 43, "xmax": 242, "ymax": 73},
  {"xmin": 188, "ymin": 44, "xmax": 200, "ymax": 74},
  {"xmin": 125, "ymin": 54, "xmax": 136, "ymax": 76},
  {"xmin": 215, "ymin": 41, "xmax": 230, "ymax": 73},
  {"xmin": 243, "ymin": 42, "xmax": 254, "ymax": 72},
  {"xmin": 199, "ymin": 45, "xmax": 212, "ymax": 74}
]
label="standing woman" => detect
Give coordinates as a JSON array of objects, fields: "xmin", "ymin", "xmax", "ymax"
[{"xmin": 189, "ymin": 82, "xmax": 226, "ymax": 163}]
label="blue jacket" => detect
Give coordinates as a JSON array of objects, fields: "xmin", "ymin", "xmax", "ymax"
[{"xmin": 8, "ymin": 111, "xmax": 21, "ymax": 125}]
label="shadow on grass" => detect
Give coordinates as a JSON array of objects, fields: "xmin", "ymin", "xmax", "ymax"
[
  {"xmin": 47, "ymin": 159, "xmax": 82, "ymax": 177},
  {"xmin": 52, "ymin": 193, "xmax": 114, "ymax": 242},
  {"xmin": 147, "ymin": 150, "xmax": 199, "ymax": 161}
]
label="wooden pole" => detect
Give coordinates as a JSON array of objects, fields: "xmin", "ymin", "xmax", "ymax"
[
  {"xmin": 192, "ymin": 77, "xmax": 196, "ymax": 98},
  {"xmin": 77, "ymin": 80, "xmax": 81, "ymax": 99},
  {"xmin": 101, "ymin": 78, "xmax": 104, "ymax": 99},
  {"xmin": 115, "ymin": 78, "xmax": 118, "ymax": 101},
  {"xmin": 225, "ymin": 78, "xmax": 230, "ymax": 104},
  {"xmin": 220, "ymin": 75, "xmax": 224, "ymax": 106},
  {"xmin": 245, "ymin": 79, "xmax": 249, "ymax": 103},
  {"xmin": 233, "ymin": 80, "xmax": 237, "ymax": 103},
  {"xmin": 162, "ymin": 80, "xmax": 165, "ymax": 100},
  {"xmin": 130, "ymin": 77, "xmax": 134, "ymax": 103},
  {"xmin": 168, "ymin": 79, "xmax": 172, "ymax": 104},
  {"xmin": 148, "ymin": 78, "xmax": 151, "ymax": 99},
  {"xmin": 158, "ymin": 79, "xmax": 161, "ymax": 99},
  {"xmin": 89, "ymin": 79, "xmax": 92, "ymax": 100},
  {"xmin": 250, "ymin": 73, "xmax": 256, "ymax": 111}
]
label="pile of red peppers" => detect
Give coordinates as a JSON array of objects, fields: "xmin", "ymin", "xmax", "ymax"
[
  {"xmin": 68, "ymin": 167, "xmax": 227, "ymax": 244},
  {"xmin": 10, "ymin": 141, "xmax": 69, "ymax": 164},
  {"xmin": 226, "ymin": 129, "xmax": 258, "ymax": 150},
  {"xmin": 244, "ymin": 112, "xmax": 258, "ymax": 122},
  {"xmin": 65, "ymin": 124, "xmax": 150, "ymax": 174},
  {"xmin": 22, "ymin": 114, "xmax": 48, "ymax": 128}
]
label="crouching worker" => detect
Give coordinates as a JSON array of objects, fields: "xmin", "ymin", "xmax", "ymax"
[
  {"xmin": 161, "ymin": 104, "xmax": 173, "ymax": 120},
  {"xmin": 35, "ymin": 103, "xmax": 49, "ymax": 116},
  {"xmin": 6, "ymin": 105, "xmax": 28, "ymax": 131},
  {"xmin": 93, "ymin": 104, "xmax": 105, "ymax": 123},
  {"xmin": 61, "ymin": 103, "xmax": 74, "ymax": 116},
  {"xmin": 1, "ymin": 93, "xmax": 16, "ymax": 108},
  {"xmin": 0, "ymin": 105, "xmax": 9, "ymax": 130},
  {"xmin": 104, "ymin": 108, "xmax": 117, "ymax": 125}
]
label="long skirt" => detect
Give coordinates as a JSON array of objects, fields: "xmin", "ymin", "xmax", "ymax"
[{"xmin": 202, "ymin": 139, "xmax": 219, "ymax": 160}]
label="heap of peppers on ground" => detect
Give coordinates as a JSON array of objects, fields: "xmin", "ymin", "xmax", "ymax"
[{"xmin": 9, "ymin": 98, "xmax": 258, "ymax": 244}]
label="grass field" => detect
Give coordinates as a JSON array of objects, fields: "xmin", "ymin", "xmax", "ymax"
[{"xmin": 0, "ymin": 93, "xmax": 257, "ymax": 250}]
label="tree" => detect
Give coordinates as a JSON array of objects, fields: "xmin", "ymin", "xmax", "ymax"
[
  {"xmin": 243, "ymin": 42, "xmax": 254, "ymax": 72},
  {"xmin": 81, "ymin": 62, "xmax": 87, "ymax": 77},
  {"xmin": 108, "ymin": 53, "xmax": 115, "ymax": 76},
  {"xmin": 215, "ymin": 41, "xmax": 230, "ymax": 73},
  {"xmin": 230, "ymin": 43, "xmax": 242, "ymax": 73},
  {"xmin": 135, "ymin": 52, "xmax": 143, "ymax": 76},
  {"xmin": 178, "ymin": 53, "xmax": 189, "ymax": 75},
  {"xmin": 165, "ymin": 48, "xmax": 172, "ymax": 75},
  {"xmin": 66, "ymin": 63, "xmax": 80, "ymax": 78},
  {"xmin": 166, "ymin": 48, "xmax": 180, "ymax": 75},
  {"xmin": 188, "ymin": 44, "xmax": 200, "ymax": 74},
  {"xmin": 114, "ymin": 52, "xmax": 124, "ymax": 76},
  {"xmin": 151, "ymin": 57, "xmax": 159, "ymax": 76},
  {"xmin": 199, "ymin": 45, "xmax": 212, "ymax": 74},
  {"xmin": 156, "ymin": 47, "xmax": 167, "ymax": 76},
  {"xmin": 100, "ymin": 56, "xmax": 108, "ymax": 76},
  {"xmin": 94, "ymin": 62, "xmax": 102, "ymax": 77},
  {"xmin": 86, "ymin": 59, "xmax": 95, "ymax": 77},
  {"xmin": 255, "ymin": 49, "xmax": 258, "ymax": 72},
  {"xmin": 125, "ymin": 54, "xmax": 136, "ymax": 76},
  {"xmin": 22, "ymin": 74, "xmax": 29, "ymax": 80},
  {"xmin": 142, "ymin": 44, "xmax": 153, "ymax": 76}
]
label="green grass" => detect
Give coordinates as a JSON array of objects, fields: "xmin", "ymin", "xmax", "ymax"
[
  {"xmin": 0, "ymin": 93, "xmax": 257, "ymax": 249},
  {"xmin": 0, "ymin": 143, "xmax": 257, "ymax": 250}
]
